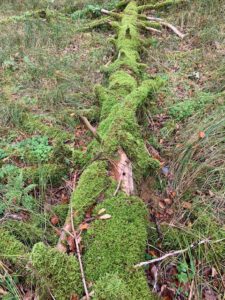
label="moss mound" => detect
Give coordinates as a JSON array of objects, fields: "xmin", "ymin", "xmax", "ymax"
[
  {"xmin": 0, "ymin": 229, "xmax": 27, "ymax": 265},
  {"xmin": 84, "ymin": 195, "xmax": 157, "ymax": 299},
  {"xmin": 93, "ymin": 272, "xmax": 158, "ymax": 300},
  {"xmin": 31, "ymin": 242, "xmax": 82, "ymax": 300},
  {"xmin": 71, "ymin": 161, "xmax": 110, "ymax": 224}
]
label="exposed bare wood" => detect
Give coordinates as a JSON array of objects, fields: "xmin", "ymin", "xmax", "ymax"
[
  {"xmin": 146, "ymin": 16, "xmax": 185, "ymax": 39},
  {"xmin": 116, "ymin": 148, "xmax": 135, "ymax": 196},
  {"xmin": 100, "ymin": 8, "xmax": 121, "ymax": 19},
  {"xmin": 145, "ymin": 26, "xmax": 162, "ymax": 34}
]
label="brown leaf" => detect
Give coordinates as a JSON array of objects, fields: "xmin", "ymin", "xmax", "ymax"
[
  {"xmin": 199, "ymin": 131, "xmax": 205, "ymax": 139},
  {"xmin": 50, "ymin": 215, "xmax": 59, "ymax": 225},
  {"xmin": 182, "ymin": 202, "xmax": 192, "ymax": 209},
  {"xmin": 211, "ymin": 267, "xmax": 218, "ymax": 278},
  {"xmin": 0, "ymin": 288, "xmax": 7, "ymax": 296},
  {"xmin": 79, "ymin": 223, "xmax": 89, "ymax": 231},
  {"xmin": 164, "ymin": 198, "xmax": 173, "ymax": 205},
  {"xmin": 159, "ymin": 201, "xmax": 166, "ymax": 209},
  {"xmin": 70, "ymin": 294, "xmax": 79, "ymax": 300},
  {"xmin": 99, "ymin": 214, "xmax": 112, "ymax": 220},
  {"xmin": 67, "ymin": 235, "xmax": 75, "ymax": 252},
  {"xmin": 167, "ymin": 208, "xmax": 174, "ymax": 216},
  {"xmin": 208, "ymin": 190, "xmax": 214, "ymax": 197},
  {"xmin": 203, "ymin": 288, "xmax": 217, "ymax": 300},
  {"xmin": 61, "ymin": 193, "xmax": 69, "ymax": 204}
]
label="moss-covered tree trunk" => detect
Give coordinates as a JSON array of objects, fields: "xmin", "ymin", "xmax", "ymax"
[{"xmin": 31, "ymin": 2, "xmax": 163, "ymax": 299}]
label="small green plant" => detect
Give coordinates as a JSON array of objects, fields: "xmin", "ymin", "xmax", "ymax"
[
  {"xmin": 168, "ymin": 92, "xmax": 215, "ymax": 121},
  {"xmin": 0, "ymin": 167, "xmax": 37, "ymax": 215},
  {"xmin": 13, "ymin": 136, "xmax": 53, "ymax": 163},
  {"xmin": 177, "ymin": 259, "xmax": 195, "ymax": 284}
]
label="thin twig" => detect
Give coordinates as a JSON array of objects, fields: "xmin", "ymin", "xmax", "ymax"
[
  {"xmin": 146, "ymin": 16, "xmax": 185, "ymax": 39},
  {"xmin": 70, "ymin": 205, "xmax": 90, "ymax": 300},
  {"xmin": 113, "ymin": 178, "xmax": 122, "ymax": 196},
  {"xmin": 57, "ymin": 172, "xmax": 78, "ymax": 252},
  {"xmin": 79, "ymin": 115, "xmax": 102, "ymax": 143},
  {"xmin": 134, "ymin": 238, "xmax": 225, "ymax": 268},
  {"xmin": 100, "ymin": 8, "xmax": 121, "ymax": 19},
  {"xmin": 188, "ymin": 280, "xmax": 195, "ymax": 300},
  {"xmin": 145, "ymin": 26, "xmax": 162, "ymax": 34}
]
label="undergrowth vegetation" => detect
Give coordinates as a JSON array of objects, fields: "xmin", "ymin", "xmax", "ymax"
[{"xmin": 0, "ymin": 0, "xmax": 224, "ymax": 299}]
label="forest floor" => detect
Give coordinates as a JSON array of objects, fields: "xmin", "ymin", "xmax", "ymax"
[{"xmin": 0, "ymin": 0, "xmax": 224, "ymax": 299}]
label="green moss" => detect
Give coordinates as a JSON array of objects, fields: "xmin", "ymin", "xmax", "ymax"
[
  {"xmin": 94, "ymin": 271, "xmax": 157, "ymax": 300},
  {"xmin": 138, "ymin": 0, "xmax": 185, "ymax": 12},
  {"xmin": 84, "ymin": 195, "xmax": 157, "ymax": 299},
  {"xmin": 31, "ymin": 242, "xmax": 82, "ymax": 300},
  {"xmin": 71, "ymin": 161, "xmax": 110, "ymax": 224},
  {"xmin": 96, "ymin": 79, "xmax": 163, "ymax": 179},
  {"xmin": 72, "ymin": 148, "xmax": 91, "ymax": 168},
  {"xmin": 109, "ymin": 71, "xmax": 138, "ymax": 96},
  {"xmin": 105, "ymin": 2, "xmax": 142, "ymax": 75},
  {"xmin": 94, "ymin": 273, "xmax": 132, "ymax": 299},
  {"xmin": 84, "ymin": 195, "xmax": 148, "ymax": 278},
  {"xmin": 2, "ymin": 220, "xmax": 44, "ymax": 247},
  {"xmin": 0, "ymin": 229, "xmax": 27, "ymax": 264}
]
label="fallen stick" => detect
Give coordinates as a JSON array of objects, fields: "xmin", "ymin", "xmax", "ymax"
[
  {"xmin": 134, "ymin": 238, "xmax": 225, "ymax": 268},
  {"xmin": 100, "ymin": 8, "xmax": 121, "ymax": 19},
  {"xmin": 79, "ymin": 115, "xmax": 102, "ymax": 143},
  {"xmin": 145, "ymin": 26, "xmax": 162, "ymax": 34},
  {"xmin": 57, "ymin": 172, "xmax": 78, "ymax": 253},
  {"xmin": 146, "ymin": 16, "xmax": 185, "ymax": 39},
  {"xmin": 70, "ymin": 205, "xmax": 90, "ymax": 300}
]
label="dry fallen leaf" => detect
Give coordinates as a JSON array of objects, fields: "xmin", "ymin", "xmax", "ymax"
[
  {"xmin": 211, "ymin": 267, "xmax": 218, "ymax": 278},
  {"xmin": 159, "ymin": 201, "xmax": 166, "ymax": 209},
  {"xmin": 164, "ymin": 198, "xmax": 173, "ymax": 205},
  {"xmin": 167, "ymin": 209, "xmax": 174, "ymax": 216},
  {"xmin": 67, "ymin": 235, "xmax": 76, "ymax": 252},
  {"xmin": 98, "ymin": 208, "xmax": 106, "ymax": 215},
  {"xmin": 99, "ymin": 214, "xmax": 112, "ymax": 220},
  {"xmin": 208, "ymin": 190, "xmax": 214, "ymax": 197},
  {"xmin": 50, "ymin": 215, "xmax": 59, "ymax": 225},
  {"xmin": 0, "ymin": 288, "xmax": 7, "ymax": 296},
  {"xmin": 199, "ymin": 131, "xmax": 205, "ymax": 139},
  {"xmin": 70, "ymin": 294, "xmax": 79, "ymax": 300},
  {"xmin": 182, "ymin": 202, "xmax": 192, "ymax": 209},
  {"xmin": 79, "ymin": 223, "xmax": 89, "ymax": 231}
]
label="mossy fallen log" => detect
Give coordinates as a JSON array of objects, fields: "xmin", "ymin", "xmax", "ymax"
[{"xmin": 31, "ymin": 1, "xmax": 164, "ymax": 298}]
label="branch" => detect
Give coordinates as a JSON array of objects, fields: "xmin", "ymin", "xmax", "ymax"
[
  {"xmin": 146, "ymin": 16, "xmax": 185, "ymax": 39},
  {"xmin": 57, "ymin": 171, "xmax": 78, "ymax": 253},
  {"xmin": 79, "ymin": 116, "xmax": 102, "ymax": 143},
  {"xmin": 100, "ymin": 9, "xmax": 121, "ymax": 19},
  {"xmin": 134, "ymin": 238, "xmax": 225, "ymax": 268},
  {"xmin": 138, "ymin": 0, "xmax": 187, "ymax": 12},
  {"xmin": 145, "ymin": 26, "xmax": 162, "ymax": 34},
  {"xmin": 70, "ymin": 205, "xmax": 90, "ymax": 300},
  {"xmin": 78, "ymin": 16, "xmax": 112, "ymax": 31}
]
